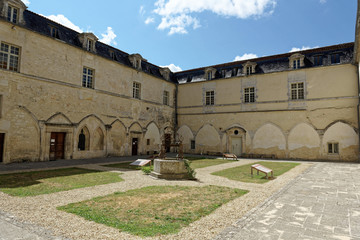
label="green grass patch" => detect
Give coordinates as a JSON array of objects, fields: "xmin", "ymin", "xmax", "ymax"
[
  {"xmin": 212, "ymin": 161, "xmax": 300, "ymax": 184},
  {"xmin": 189, "ymin": 158, "xmax": 232, "ymax": 169},
  {"xmin": 0, "ymin": 168, "xmax": 123, "ymax": 197},
  {"xmin": 103, "ymin": 162, "xmax": 142, "ymax": 170},
  {"xmin": 58, "ymin": 185, "xmax": 247, "ymax": 237}
]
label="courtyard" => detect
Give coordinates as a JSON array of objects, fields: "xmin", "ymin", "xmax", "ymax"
[{"xmin": 0, "ymin": 156, "xmax": 359, "ymax": 240}]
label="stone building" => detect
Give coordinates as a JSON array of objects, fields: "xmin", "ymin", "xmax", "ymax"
[{"xmin": 0, "ymin": 0, "xmax": 359, "ymax": 163}]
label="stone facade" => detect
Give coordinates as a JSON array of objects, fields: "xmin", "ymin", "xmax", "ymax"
[{"xmin": 0, "ymin": 0, "xmax": 359, "ymax": 163}]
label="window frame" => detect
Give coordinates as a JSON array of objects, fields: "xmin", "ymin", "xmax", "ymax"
[
  {"xmin": 50, "ymin": 26, "xmax": 60, "ymax": 39},
  {"xmin": 82, "ymin": 67, "xmax": 95, "ymax": 89},
  {"xmin": 133, "ymin": 82, "xmax": 141, "ymax": 99},
  {"xmin": 205, "ymin": 90, "xmax": 215, "ymax": 106},
  {"xmin": 246, "ymin": 66, "xmax": 252, "ymax": 75},
  {"xmin": 86, "ymin": 39, "xmax": 94, "ymax": 52},
  {"xmin": 331, "ymin": 53, "xmax": 340, "ymax": 64},
  {"xmin": 0, "ymin": 42, "xmax": 20, "ymax": 72},
  {"xmin": 328, "ymin": 142, "xmax": 339, "ymax": 154},
  {"xmin": 290, "ymin": 82, "xmax": 305, "ymax": 100},
  {"xmin": 244, "ymin": 87, "xmax": 255, "ymax": 103},
  {"xmin": 190, "ymin": 140, "xmax": 196, "ymax": 150},
  {"xmin": 7, "ymin": 5, "xmax": 19, "ymax": 24},
  {"xmin": 163, "ymin": 90, "xmax": 169, "ymax": 106},
  {"xmin": 313, "ymin": 55, "xmax": 323, "ymax": 66}
]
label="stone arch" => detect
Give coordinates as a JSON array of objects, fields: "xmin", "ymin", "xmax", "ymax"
[
  {"xmin": 6, "ymin": 106, "xmax": 40, "ymax": 162},
  {"xmin": 46, "ymin": 112, "xmax": 72, "ymax": 125},
  {"xmin": 144, "ymin": 122, "xmax": 161, "ymax": 154},
  {"xmin": 78, "ymin": 114, "xmax": 106, "ymax": 127},
  {"xmin": 109, "ymin": 120, "xmax": 127, "ymax": 156},
  {"xmin": 129, "ymin": 122, "xmax": 143, "ymax": 133},
  {"xmin": 288, "ymin": 123, "xmax": 320, "ymax": 159},
  {"xmin": 323, "ymin": 121, "xmax": 358, "ymax": 161},
  {"xmin": 253, "ymin": 123, "xmax": 286, "ymax": 158},
  {"xmin": 177, "ymin": 125, "xmax": 195, "ymax": 152},
  {"xmin": 93, "ymin": 127, "xmax": 104, "ymax": 151},
  {"xmin": 195, "ymin": 124, "xmax": 221, "ymax": 154},
  {"xmin": 77, "ymin": 126, "xmax": 90, "ymax": 151}
]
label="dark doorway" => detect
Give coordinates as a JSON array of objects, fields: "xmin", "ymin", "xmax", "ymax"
[
  {"xmin": 0, "ymin": 133, "xmax": 4, "ymax": 162},
  {"xmin": 50, "ymin": 132, "xmax": 66, "ymax": 161},
  {"xmin": 132, "ymin": 138, "xmax": 138, "ymax": 156},
  {"xmin": 165, "ymin": 134, "xmax": 171, "ymax": 153}
]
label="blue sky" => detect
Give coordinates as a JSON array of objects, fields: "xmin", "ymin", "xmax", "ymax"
[{"xmin": 23, "ymin": 0, "xmax": 356, "ymax": 72}]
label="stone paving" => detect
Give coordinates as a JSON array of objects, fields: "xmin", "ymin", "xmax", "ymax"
[{"xmin": 216, "ymin": 163, "xmax": 360, "ymax": 240}]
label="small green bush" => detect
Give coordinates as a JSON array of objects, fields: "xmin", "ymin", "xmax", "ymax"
[
  {"xmin": 141, "ymin": 165, "xmax": 154, "ymax": 175},
  {"xmin": 184, "ymin": 160, "xmax": 197, "ymax": 180}
]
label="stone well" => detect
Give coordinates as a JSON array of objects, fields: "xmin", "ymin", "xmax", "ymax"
[{"xmin": 150, "ymin": 158, "xmax": 189, "ymax": 180}]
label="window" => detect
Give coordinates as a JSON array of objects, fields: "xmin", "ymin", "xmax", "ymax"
[
  {"xmin": 221, "ymin": 70, "xmax": 226, "ymax": 77},
  {"xmin": 291, "ymin": 82, "xmax": 304, "ymax": 100},
  {"xmin": 207, "ymin": 71, "xmax": 212, "ymax": 80},
  {"xmin": 82, "ymin": 67, "xmax": 94, "ymax": 88},
  {"xmin": 50, "ymin": 26, "xmax": 60, "ymax": 39},
  {"xmin": 232, "ymin": 68, "xmax": 238, "ymax": 77},
  {"xmin": 293, "ymin": 59, "xmax": 301, "ymax": 69},
  {"xmin": 86, "ymin": 39, "xmax": 93, "ymax": 51},
  {"xmin": 313, "ymin": 55, "xmax": 323, "ymax": 66},
  {"xmin": 0, "ymin": 42, "xmax": 20, "ymax": 72},
  {"xmin": 147, "ymin": 139, "xmax": 150, "ymax": 145},
  {"xmin": 163, "ymin": 91, "xmax": 169, "ymax": 105},
  {"xmin": 78, "ymin": 127, "xmax": 90, "ymax": 151},
  {"xmin": 244, "ymin": 87, "xmax": 255, "ymax": 103},
  {"xmin": 133, "ymin": 82, "xmax": 141, "ymax": 99},
  {"xmin": 246, "ymin": 66, "xmax": 252, "ymax": 75},
  {"xmin": 7, "ymin": 5, "xmax": 18, "ymax": 24},
  {"xmin": 191, "ymin": 140, "xmax": 196, "ymax": 150},
  {"xmin": 331, "ymin": 53, "xmax": 340, "ymax": 64},
  {"xmin": 205, "ymin": 91, "xmax": 214, "ymax": 106},
  {"xmin": 110, "ymin": 51, "xmax": 116, "ymax": 60},
  {"xmin": 328, "ymin": 142, "xmax": 339, "ymax": 154}
]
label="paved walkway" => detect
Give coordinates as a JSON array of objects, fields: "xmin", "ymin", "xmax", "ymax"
[{"xmin": 215, "ymin": 163, "xmax": 360, "ymax": 240}]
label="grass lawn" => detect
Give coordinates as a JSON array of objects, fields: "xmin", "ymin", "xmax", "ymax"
[
  {"xmin": 58, "ymin": 185, "xmax": 248, "ymax": 237},
  {"xmin": 0, "ymin": 168, "xmax": 123, "ymax": 197},
  {"xmin": 102, "ymin": 161, "xmax": 142, "ymax": 170},
  {"xmin": 189, "ymin": 158, "xmax": 233, "ymax": 169},
  {"xmin": 212, "ymin": 161, "xmax": 300, "ymax": 184}
]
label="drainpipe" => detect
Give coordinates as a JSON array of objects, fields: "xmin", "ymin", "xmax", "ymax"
[{"xmin": 174, "ymin": 84, "xmax": 179, "ymax": 141}]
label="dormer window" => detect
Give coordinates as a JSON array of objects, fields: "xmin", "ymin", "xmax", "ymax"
[
  {"xmin": 221, "ymin": 69, "xmax": 226, "ymax": 77},
  {"xmin": 50, "ymin": 26, "xmax": 59, "ymax": 39},
  {"xmin": 160, "ymin": 67, "xmax": 171, "ymax": 81},
  {"xmin": 243, "ymin": 61, "xmax": 257, "ymax": 75},
  {"xmin": 331, "ymin": 53, "xmax": 340, "ymax": 64},
  {"xmin": 1, "ymin": 0, "xmax": 27, "ymax": 25},
  {"xmin": 313, "ymin": 55, "xmax": 323, "ymax": 66},
  {"xmin": 78, "ymin": 32, "xmax": 98, "ymax": 53},
  {"xmin": 204, "ymin": 67, "xmax": 216, "ymax": 80},
  {"xmin": 86, "ymin": 39, "xmax": 93, "ymax": 51},
  {"xmin": 7, "ymin": 5, "xmax": 18, "ymax": 23},
  {"xmin": 109, "ymin": 50, "xmax": 116, "ymax": 60},
  {"xmin": 129, "ymin": 54, "xmax": 145, "ymax": 70},
  {"xmin": 289, "ymin": 53, "xmax": 305, "ymax": 70},
  {"xmin": 293, "ymin": 59, "xmax": 300, "ymax": 69}
]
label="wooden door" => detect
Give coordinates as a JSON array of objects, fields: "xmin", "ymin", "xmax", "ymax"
[
  {"xmin": 231, "ymin": 137, "xmax": 242, "ymax": 156},
  {"xmin": 132, "ymin": 138, "xmax": 138, "ymax": 156},
  {"xmin": 0, "ymin": 133, "xmax": 4, "ymax": 162},
  {"xmin": 50, "ymin": 132, "xmax": 66, "ymax": 160},
  {"xmin": 165, "ymin": 134, "xmax": 171, "ymax": 152}
]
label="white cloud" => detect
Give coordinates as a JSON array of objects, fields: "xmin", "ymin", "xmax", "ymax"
[
  {"xmin": 145, "ymin": 17, "xmax": 155, "ymax": 25},
  {"xmin": 153, "ymin": 0, "xmax": 277, "ymax": 34},
  {"xmin": 234, "ymin": 53, "xmax": 258, "ymax": 61},
  {"xmin": 100, "ymin": 27, "xmax": 117, "ymax": 46},
  {"xmin": 289, "ymin": 46, "xmax": 319, "ymax": 52},
  {"xmin": 161, "ymin": 63, "xmax": 182, "ymax": 72},
  {"xmin": 22, "ymin": 0, "xmax": 30, "ymax": 5},
  {"xmin": 43, "ymin": 14, "xmax": 82, "ymax": 32},
  {"xmin": 320, "ymin": 0, "xmax": 327, "ymax": 4}
]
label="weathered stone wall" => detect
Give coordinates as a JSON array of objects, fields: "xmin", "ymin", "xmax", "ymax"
[
  {"xmin": 0, "ymin": 20, "xmax": 176, "ymax": 163},
  {"xmin": 177, "ymin": 64, "xmax": 359, "ymax": 161}
]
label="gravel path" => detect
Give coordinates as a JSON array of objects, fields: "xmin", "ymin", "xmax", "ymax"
[{"xmin": 0, "ymin": 159, "xmax": 312, "ymax": 240}]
